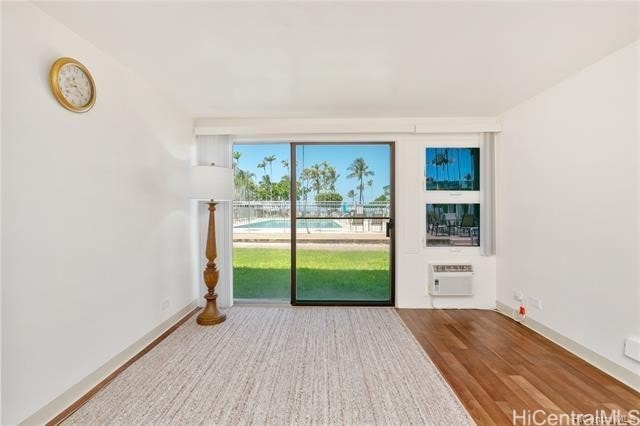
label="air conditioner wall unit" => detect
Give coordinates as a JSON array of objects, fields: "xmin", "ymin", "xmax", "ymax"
[{"xmin": 428, "ymin": 263, "xmax": 474, "ymax": 296}]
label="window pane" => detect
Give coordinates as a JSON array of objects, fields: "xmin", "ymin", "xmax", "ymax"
[
  {"xmin": 426, "ymin": 147, "xmax": 480, "ymax": 191},
  {"xmin": 296, "ymin": 220, "xmax": 391, "ymax": 301},
  {"xmin": 232, "ymin": 143, "xmax": 291, "ymax": 302},
  {"xmin": 426, "ymin": 203, "xmax": 480, "ymax": 247}
]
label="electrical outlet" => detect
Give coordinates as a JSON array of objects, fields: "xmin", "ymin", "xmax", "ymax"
[
  {"xmin": 161, "ymin": 298, "xmax": 170, "ymax": 311},
  {"xmin": 529, "ymin": 296, "xmax": 542, "ymax": 310},
  {"xmin": 514, "ymin": 291, "xmax": 524, "ymax": 302}
]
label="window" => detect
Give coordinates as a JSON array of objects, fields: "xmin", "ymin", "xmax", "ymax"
[
  {"xmin": 426, "ymin": 203, "xmax": 480, "ymax": 247},
  {"xmin": 423, "ymin": 140, "xmax": 487, "ymax": 250},
  {"xmin": 425, "ymin": 147, "xmax": 479, "ymax": 191}
]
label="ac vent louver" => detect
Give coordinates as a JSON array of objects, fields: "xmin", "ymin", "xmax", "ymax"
[{"xmin": 432, "ymin": 264, "xmax": 473, "ymax": 273}]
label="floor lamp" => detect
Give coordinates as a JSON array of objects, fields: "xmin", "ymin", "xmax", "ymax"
[{"xmin": 189, "ymin": 165, "xmax": 234, "ymax": 326}]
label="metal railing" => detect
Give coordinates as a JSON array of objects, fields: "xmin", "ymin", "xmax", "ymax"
[{"xmin": 233, "ymin": 200, "xmax": 391, "ymax": 233}]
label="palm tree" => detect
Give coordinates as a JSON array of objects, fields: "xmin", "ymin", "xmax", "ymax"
[
  {"xmin": 263, "ymin": 156, "xmax": 277, "ymax": 200},
  {"xmin": 258, "ymin": 175, "xmax": 272, "ymax": 200},
  {"xmin": 432, "ymin": 150, "xmax": 439, "ymax": 188},
  {"xmin": 347, "ymin": 157, "xmax": 375, "ymax": 204},
  {"xmin": 256, "ymin": 161, "xmax": 267, "ymax": 199},
  {"xmin": 469, "ymin": 148, "xmax": 479, "ymax": 190},
  {"xmin": 432, "ymin": 151, "xmax": 450, "ymax": 190},
  {"xmin": 299, "ymin": 168, "xmax": 313, "ymax": 202},
  {"xmin": 383, "ymin": 185, "xmax": 390, "ymax": 197},
  {"xmin": 281, "ymin": 159, "xmax": 289, "ymax": 177},
  {"xmin": 356, "ymin": 183, "xmax": 365, "ymax": 203},
  {"xmin": 347, "ymin": 190, "xmax": 356, "ymax": 207},
  {"xmin": 366, "ymin": 179, "xmax": 374, "ymax": 202},
  {"xmin": 234, "ymin": 169, "xmax": 255, "ymax": 200},
  {"xmin": 260, "ymin": 175, "xmax": 271, "ymax": 187},
  {"xmin": 233, "ymin": 169, "xmax": 243, "ymax": 199},
  {"xmin": 232, "ymin": 151, "xmax": 241, "ymax": 168},
  {"xmin": 298, "ymin": 168, "xmax": 314, "ymax": 222},
  {"xmin": 323, "ymin": 165, "xmax": 339, "ymax": 192},
  {"xmin": 308, "ymin": 163, "xmax": 323, "ymax": 198},
  {"xmin": 455, "ymin": 149, "xmax": 462, "ymax": 189},
  {"xmin": 232, "ymin": 151, "xmax": 243, "ymax": 196},
  {"xmin": 464, "ymin": 173, "xmax": 472, "ymax": 189},
  {"xmin": 256, "ymin": 161, "xmax": 266, "ymax": 177},
  {"xmin": 264, "ymin": 155, "xmax": 276, "ymax": 181},
  {"xmin": 444, "ymin": 148, "xmax": 450, "ymax": 186}
]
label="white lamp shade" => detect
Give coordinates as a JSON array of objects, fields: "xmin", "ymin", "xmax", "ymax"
[{"xmin": 189, "ymin": 165, "xmax": 234, "ymax": 201}]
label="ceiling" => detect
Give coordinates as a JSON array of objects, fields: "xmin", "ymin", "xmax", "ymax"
[{"xmin": 36, "ymin": 2, "xmax": 638, "ymax": 118}]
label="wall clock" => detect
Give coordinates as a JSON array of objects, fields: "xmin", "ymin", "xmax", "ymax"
[{"xmin": 49, "ymin": 57, "xmax": 96, "ymax": 113}]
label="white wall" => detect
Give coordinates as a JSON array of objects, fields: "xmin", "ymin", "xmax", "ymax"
[
  {"xmin": 1, "ymin": 3, "xmax": 195, "ymax": 424},
  {"xmin": 497, "ymin": 42, "xmax": 640, "ymax": 377}
]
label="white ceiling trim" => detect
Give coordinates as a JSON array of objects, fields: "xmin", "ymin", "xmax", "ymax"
[{"xmin": 193, "ymin": 117, "xmax": 501, "ymax": 136}]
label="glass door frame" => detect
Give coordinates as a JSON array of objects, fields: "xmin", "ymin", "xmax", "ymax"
[{"xmin": 289, "ymin": 141, "xmax": 396, "ymax": 306}]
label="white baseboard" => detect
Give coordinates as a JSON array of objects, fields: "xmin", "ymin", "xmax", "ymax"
[
  {"xmin": 496, "ymin": 301, "xmax": 640, "ymax": 392},
  {"xmin": 21, "ymin": 301, "xmax": 198, "ymax": 425}
]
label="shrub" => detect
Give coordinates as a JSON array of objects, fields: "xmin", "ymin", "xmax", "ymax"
[{"xmin": 315, "ymin": 192, "xmax": 343, "ymax": 202}]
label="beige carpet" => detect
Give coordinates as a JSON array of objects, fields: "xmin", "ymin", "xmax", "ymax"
[{"xmin": 65, "ymin": 307, "xmax": 472, "ymax": 425}]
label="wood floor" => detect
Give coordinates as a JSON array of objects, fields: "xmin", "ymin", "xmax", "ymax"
[{"xmin": 397, "ymin": 309, "xmax": 640, "ymax": 425}]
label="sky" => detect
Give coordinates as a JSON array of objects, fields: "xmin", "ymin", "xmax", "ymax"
[{"xmin": 233, "ymin": 143, "xmax": 390, "ymax": 202}]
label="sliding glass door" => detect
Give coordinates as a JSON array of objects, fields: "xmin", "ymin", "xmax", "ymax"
[{"xmin": 291, "ymin": 143, "xmax": 394, "ymax": 305}]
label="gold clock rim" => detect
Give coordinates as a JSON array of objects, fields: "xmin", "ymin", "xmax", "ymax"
[{"xmin": 49, "ymin": 57, "xmax": 96, "ymax": 113}]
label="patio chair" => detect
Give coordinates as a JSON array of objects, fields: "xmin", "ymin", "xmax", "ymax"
[
  {"xmin": 457, "ymin": 213, "xmax": 477, "ymax": 237},
  {"xmin": 443, "ymin": 212, "xmax": 458, "ymax": 235},
  {"xmin": 427, "ymin": 214, "xmax": 439, "ymax": 235},
  {"xmin": 433, "ymin": 221, "xmax": 449, "ymax": 236},
  {"xmin": 431, "ymin": 212, "xmax": 456, "ymax": 236}
]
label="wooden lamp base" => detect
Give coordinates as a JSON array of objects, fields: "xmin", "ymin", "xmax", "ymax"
[
  {"xmin": 197, "ymin": 201, "xmax": 226, "ymax": 326},
  {"xmin": 197, "ymin": 294, "xmax": 226, "ymax": 325}
]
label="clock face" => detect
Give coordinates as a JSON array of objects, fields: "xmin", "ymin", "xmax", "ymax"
[
  {"xmin": 58, "ymin": 63, "xmax": 93, "ymax": 108},
  {"xmin": 50, "ymin": 57, "xmax": 96, "ymax": 112}
]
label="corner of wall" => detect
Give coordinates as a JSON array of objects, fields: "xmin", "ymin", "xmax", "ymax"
[
  {"xmin": 495, "ymin": 40, "xmax": 640, "ymax": 381},
  {"xmin": 495, "ymin": 301, "xmax": 640, "ymax": 392}
]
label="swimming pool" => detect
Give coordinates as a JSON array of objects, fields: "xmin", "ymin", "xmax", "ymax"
[{"xmin": 234, "ymin": 219, "xmax": 342, "ymax": 229}]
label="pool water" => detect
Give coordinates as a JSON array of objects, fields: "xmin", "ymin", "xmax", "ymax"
[{"xmin": 235, "ymin": 219, "xmax": 341, "ymax": 229}]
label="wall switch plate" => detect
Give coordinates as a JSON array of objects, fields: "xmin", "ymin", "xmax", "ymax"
[{"xmin": 529, "ymin": 296, "xmax": 543, "ymax": 310}]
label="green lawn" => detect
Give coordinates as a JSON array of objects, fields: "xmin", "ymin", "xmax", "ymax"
[{"xmin": 233, "ymin": 247, "xmax": 390, "ymax": 301}]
